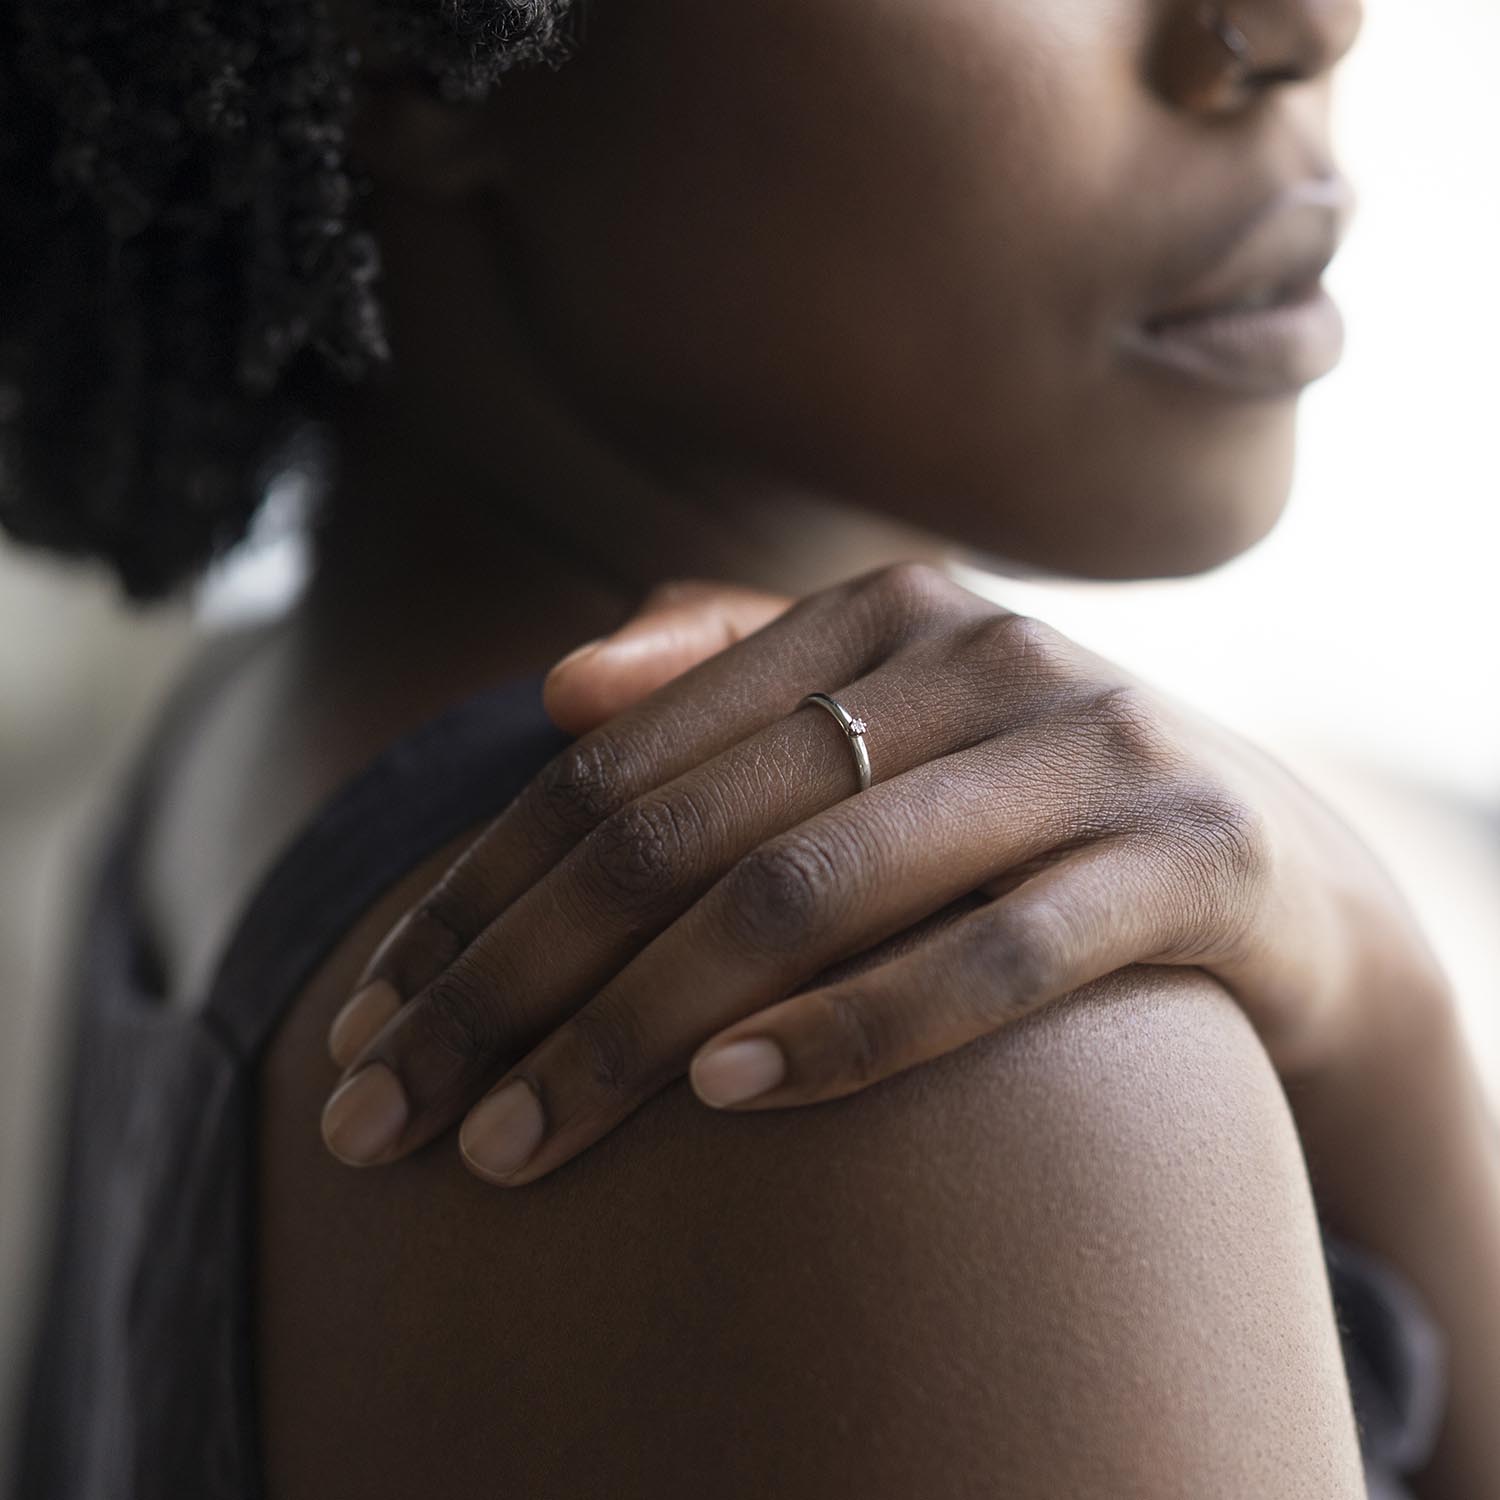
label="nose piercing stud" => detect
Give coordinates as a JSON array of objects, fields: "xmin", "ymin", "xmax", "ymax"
[{"xmin": 1199, "ymin": 2, "xmax": 1255, "ymax": 76}]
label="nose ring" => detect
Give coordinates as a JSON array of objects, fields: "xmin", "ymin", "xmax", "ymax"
[{"xmin": 1199, "ymin": 2, "xmax": 1255, "ymax": 75}]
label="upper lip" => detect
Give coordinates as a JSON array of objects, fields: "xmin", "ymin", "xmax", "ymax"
[{"xmin": 1144, "ymin": 176, "xmax": 1356, "ymax": 328}]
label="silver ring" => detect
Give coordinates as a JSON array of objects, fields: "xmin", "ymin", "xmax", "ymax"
[{"xmin": 800, "ymin": 691, "xmax": 873, "ymax": 793}]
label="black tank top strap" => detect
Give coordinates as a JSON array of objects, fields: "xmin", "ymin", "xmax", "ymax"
[{"xmin": 202, "ymin": 670, "xmax": 571, "ymax": 1057}]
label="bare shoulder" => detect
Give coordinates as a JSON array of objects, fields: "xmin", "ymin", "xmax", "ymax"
[{"xmin": 259, "ymin": 861, "xmax": 1364, "ymax": 1500}]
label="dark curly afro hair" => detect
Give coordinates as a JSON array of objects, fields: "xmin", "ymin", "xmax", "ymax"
[{"xmin": 0, "ymin": 1, "xmax": 578, "ymax": 600}]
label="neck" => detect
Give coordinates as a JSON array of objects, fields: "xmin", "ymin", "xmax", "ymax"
[
  {"xmin": 295, "ymin": 390, "xmax": 952, "ymax": 715},
  {"xmin": 291, "ymin": 175, "xmax": 959, "ymax": 694}
]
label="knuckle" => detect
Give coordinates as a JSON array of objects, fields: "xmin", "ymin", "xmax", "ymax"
[
  {"xmin": 1174, "ymin": 784, "xmax": 1272, "ymax": 890},
  {"xmin": 960, "ymin": 908, "xmax": 1059, "ymax": 1019},
  {"xmin": 1085, "ymin": 684, "xmax": 1186, "ymax": 778},
  {"xmin": 965, "ymin": 610, "xmax": 1074, "ymax": 690},
  {"xmin": 852, "ymin": 561, "xmax": 966, "ymax": 641},
  {"xmin": 811, "ymin": 986, "xmax": 886, "ymax": 1087},
  {"xmin": 421, "ymin": 866, "xmax": 498, "ymax": 948},
  {"xmin": 416, "ymin": 964, "xmax": 507, "ymax": 1067},
  {"xmin": 565, "ymin": 997, "xmax": 651, "ymax": 1097},
  {"xmin": 581, "ymin": 793, "xmax": 700, "ymax": 917},
  {"xmin": 721, "ymin": 836, "xmax": 839, "ymax": 957},
  {"xmin": 527, "ymin": 733, "xmax": 634, "ymax": 843},
  {"xmin": 868, "ymin": 559, "xmax": 950, "ymax": 603}
]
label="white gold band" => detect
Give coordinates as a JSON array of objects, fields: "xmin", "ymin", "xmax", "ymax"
[{"xmin": 800, "ymin": 691, "xmax": 873, "ymax": 793}]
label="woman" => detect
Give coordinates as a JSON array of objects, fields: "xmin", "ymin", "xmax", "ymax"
[{"xmin": 7, "ymin": 1, "xmax": 1497, "ymax": 1496}]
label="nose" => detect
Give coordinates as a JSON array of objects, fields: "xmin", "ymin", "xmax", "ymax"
[{"xmin": 1153, "ymin": 0, "xmax": 1365, "ymax": 115}]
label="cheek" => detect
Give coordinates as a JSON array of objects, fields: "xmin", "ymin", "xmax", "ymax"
[{"xmin": 503, "ymin": 0, "xmax": 1135, "ymax": 458}]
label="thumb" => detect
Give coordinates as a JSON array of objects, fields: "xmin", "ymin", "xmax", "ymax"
[{"xmin": 543, "ymin": 579, "xmax": 793, "ymax": 735}]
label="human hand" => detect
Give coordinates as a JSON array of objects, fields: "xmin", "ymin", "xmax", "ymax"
[{"xmin": 320, "ymin": 563, "xmax": 1442, "ymax": 1184}]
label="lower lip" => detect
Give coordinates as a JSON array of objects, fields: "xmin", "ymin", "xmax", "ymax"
[{"xmin": 1121, "ymin": 285, "xmax": 1345, "ymax": 398}]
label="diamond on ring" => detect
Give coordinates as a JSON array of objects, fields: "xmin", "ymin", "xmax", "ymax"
[{"xmin": 800, "ymin": 692, "xmax": 874, "ymax": 793}]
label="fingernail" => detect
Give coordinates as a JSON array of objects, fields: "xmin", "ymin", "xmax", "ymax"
[
  {"xmin": 550, "ymin": 638, "xmax": 607, "ymax": 673},
  {"xmin": 460, "ymin": 1080, "xmax": 546, "ymax": 1180},
  {"xmin": 328, "ymin": 980, "xmax": 401, "ymax": 1069},
  {"xmin": 321, "ymin": 1064, "xmax": 408, "ymax": 1165},
  {"xmin": 691, "ymin": 1038, "xmax": 786, "ymax": 1108}
]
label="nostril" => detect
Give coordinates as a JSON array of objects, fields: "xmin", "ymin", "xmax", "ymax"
[{"xmin": 1247, "ymin": 63, "xmax": 1306, "ymax": 90}]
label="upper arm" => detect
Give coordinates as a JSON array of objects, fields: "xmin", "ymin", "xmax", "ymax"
[{"xmin": 258, "ymin": 857, "xmax": 1365, "ymax": 1500}]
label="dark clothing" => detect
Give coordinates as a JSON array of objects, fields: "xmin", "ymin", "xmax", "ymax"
[{"xmin": 16, "ymin": 646, "xmax": 1445, "ymax": 1499}]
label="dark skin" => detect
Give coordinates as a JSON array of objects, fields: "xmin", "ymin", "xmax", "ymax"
[
  {"xmin": 140, "ymin": 0, "xmax": 1500, "ymax": 1494},
  {"xmin": 263, "ymin": 895, "xmax": 1367, "ymax": 1499}
]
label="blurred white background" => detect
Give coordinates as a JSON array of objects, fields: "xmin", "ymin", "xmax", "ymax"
[{"xmin": 1, "ymin": 0, "xmax": 1497, "ymax": 1473}]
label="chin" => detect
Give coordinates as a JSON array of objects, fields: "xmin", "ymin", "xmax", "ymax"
[
  {"xmin": 1091, "ymin": 483, "xmax": 1293, "ymax": 579},
  {"xmin": 1149, "ymin": 438, "xmax": 1300, "ymax": 577},
  {"xmin": 941, "ymin": 426, "xmax": 1298, "ymax": 583},
  {"xmin": 1110, "ymin": 406, "xmax": 1299, "ymax": 577}
]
